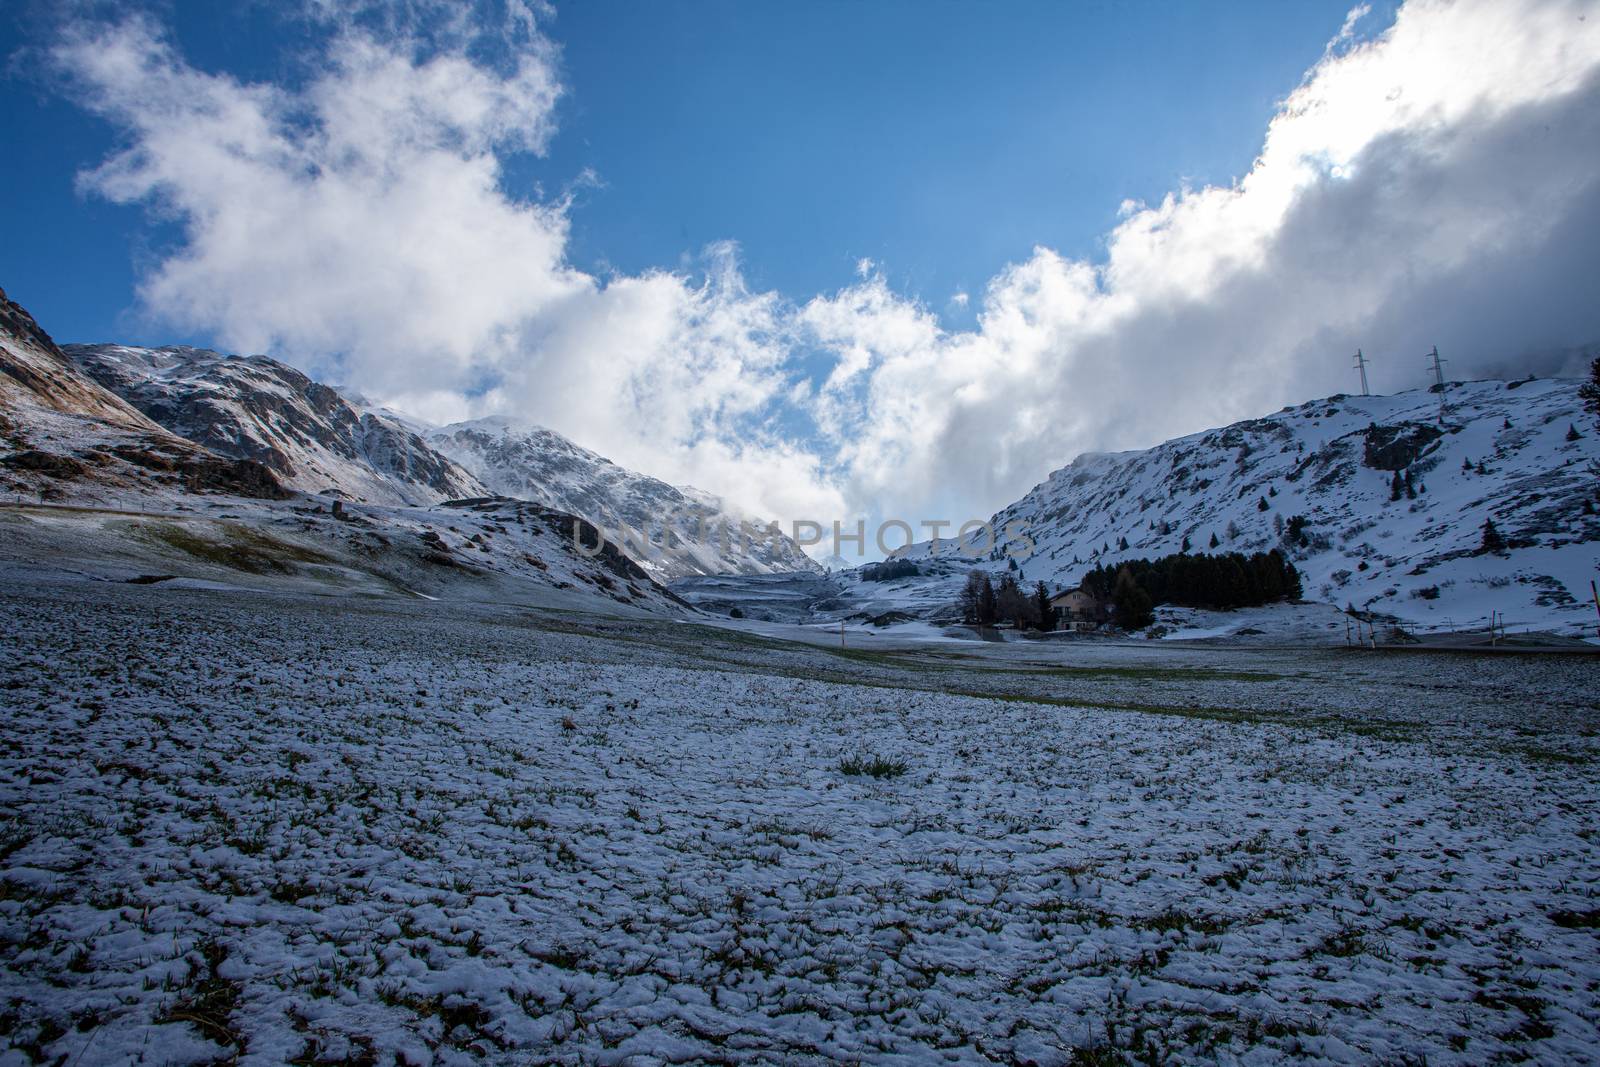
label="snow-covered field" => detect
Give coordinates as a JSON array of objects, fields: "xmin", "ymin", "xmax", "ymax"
[{"xmin": 3, "ymin": 577, "xmax": 1599, "ymax": 1065}]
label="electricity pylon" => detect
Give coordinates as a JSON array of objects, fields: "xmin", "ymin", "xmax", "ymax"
[{"xmin": 1428, "ymin": 345, "xmax": 1447, "ymax": 423}]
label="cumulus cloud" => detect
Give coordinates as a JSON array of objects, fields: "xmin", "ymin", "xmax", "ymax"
[
  {"xmin": 53, "ymin": 3, "xmax": 842, "ymax": 520},
  {"xmin": 49, "ymin": 0, "xmax": 1600, "ymax": 537},
  {"xmin": 59, "ymin": 10, "xmax": 572, "ymax": 390},
  {"xmin": 801, "ymin": 0, "xmax": 1600, "ymax": 522}
]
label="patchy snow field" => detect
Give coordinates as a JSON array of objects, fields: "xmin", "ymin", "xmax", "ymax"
[{"xmin": 2, "ymin": 577, "xmax": 1599, "ymax": 1066}]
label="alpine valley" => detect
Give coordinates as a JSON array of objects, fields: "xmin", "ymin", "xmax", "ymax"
[{"xmin": 3, "ymin": 285, "xmax": 1597, "ymax": 639}]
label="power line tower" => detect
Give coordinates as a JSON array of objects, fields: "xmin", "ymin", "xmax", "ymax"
[
  {"xmin": 1353, "ymin": 349, "xmax": 1371, "ymax": 396},
  {"xmin": 1427, "ymin": 345, "xmax": 1448, "ymax": 423}
]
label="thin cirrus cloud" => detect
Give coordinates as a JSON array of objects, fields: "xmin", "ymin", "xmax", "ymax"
[{"xmin": 49, "ymin": 0, "xmax": 1600, "ymax": 534}]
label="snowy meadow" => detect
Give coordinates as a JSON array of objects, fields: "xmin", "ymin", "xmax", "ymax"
[{"xmin": 2, "ymin": 578, "xmax": 1598, "ymax": 1065}]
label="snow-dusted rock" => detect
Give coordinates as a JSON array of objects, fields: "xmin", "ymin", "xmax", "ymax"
[
  {"xmin": 66, "ymin": 344, "xmax": 486, "ymax": 506},
  {"xmin": 0, "ymin": 290, "xmax": 289, "ymax": 503},
  {"xmin": 432, "ymin": 416, "xmax": 822, "ymax": 580}
]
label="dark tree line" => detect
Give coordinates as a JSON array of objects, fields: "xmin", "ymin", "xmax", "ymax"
[
  {"xmin": 1079, "ymin": 550, "xmax": 1303, "ymax": 625},
  {"xmin": 960, "ymin": 572, "xmax": 1055, "ymax": 630},
  {"xmin": 861, "ymin": 559, "xmax": 920, "ymax": 582}
]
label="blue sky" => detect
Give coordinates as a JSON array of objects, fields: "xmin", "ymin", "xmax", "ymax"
[
  {"xmin": 3, "ymin": 0, "xmax": 1365, "ymax": 345},
  {"xmin": 536, "ymin": 1, "xmax": 1367, "ymax": 318},
  {"xmin": 2, "ymin": 0, "xmax": 1597, "ymax": 534}
]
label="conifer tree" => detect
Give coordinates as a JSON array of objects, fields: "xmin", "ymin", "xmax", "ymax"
[
  {"xmin": 1580, "ymin": 356, "xmax": 1600, "ymax": 429},
  {"xmin": 1078, "ymin": 549, "xmax": 1301, "ymax": 615},
  {"xmin": 1033, "ymin": 581, "xmax": 1052, "ymax": 632},
  {"xmin": 996, "ymin": 574, "xmax": 1037, "ymax": 628},
  {"xmin": 1480, "ymin": 518, "xmax": 1506, "ymax": 554},
  {"xmin": 1111, "ymin": 568, "xmax": 1154, "ymax": 630},
  {"xmin": 1278, "ymin": 552, "xmax": 1304, "ymax": 600},
  {"xmin": 960, "ymin": 571, "xmax": 996, "ymax": 625}
]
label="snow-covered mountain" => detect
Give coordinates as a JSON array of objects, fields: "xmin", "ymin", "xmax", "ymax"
[
  {"xmin": 0, "ymin": 290, "xmax": 287, "ymax": 503},
  {"xmin": 904, "ymin": 379, "xmax": 1600, "ymax": 636},
  {"xmin": 431, "ymin": 417, "xmax": 823, "ymax": 579},
  {"xmin": 66, "ymin": 345, "xmax": 486, "ymax": 506},
  {"xmin": 0, "ymin": 291, "xmax": 696, "ymax": 614},
  {"xmin": 57, "ymin": 344, "xmax": 819, "ymax": 578},
  {"xmin": 0, "ymin": 291, "xmax": 158, "ymax": 434}
]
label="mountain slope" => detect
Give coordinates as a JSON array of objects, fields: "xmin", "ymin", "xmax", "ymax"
[
  {"xmin": 0, "ymin": 290, "xmax": 161, "ymax": 433},
  {"xmin": 66, "ymin": 345, "xmax": 486, "ymax": 506},
  {"xmin": 60, "ymin": 344, "xmax": 819, "ymax": 578},
  {"xmin": 907, "ymin": 379, "xmax": 1599, "ymax": 635},
  {"xmin": 0, "ymin": 290, "xmax": 286, "ymax": 503},
  {"xmin": 431, "ymin": 417, "xmax": 823, "ymax": 579}
]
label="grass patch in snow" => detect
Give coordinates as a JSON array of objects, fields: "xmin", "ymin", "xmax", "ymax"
[
  {"xmin": 1501, "ymin": 743, "xmax": 1590, "ymax": 766},
  {"xmin": 140, "ymin": 521, "xmax": 334, "ymax": 574},
  {"xmin": 1549, "ymin": 908, "xmax": 1600, "ymax": 929},
  {"xmin": 1019, "ymin": 664, "xmax": 1286, "ymax": 683},
  {"xmin": 947, "ymin": 686, "xmax": 1421, "ymax": 739},
  {"xmin": 838, "ymin": 753, "xmax": 909, "ymax": 778}
]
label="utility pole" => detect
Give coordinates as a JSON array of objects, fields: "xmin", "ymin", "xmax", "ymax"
[
  {"xmin": 1591, "ymin": 580, "xmax": 1599, "ymax": 642},
  {"xmin": 1427, "ymin": 346, "xmax": 1448, "ymax": 424},
  {"xmin": 1353, "ymin": 349, "xmax": 1371, "ymax": 396}
]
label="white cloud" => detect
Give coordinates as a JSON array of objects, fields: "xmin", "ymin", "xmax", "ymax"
[
  {"xmin": 53, "ymin": 0, "xmax": 1600, "ymax": 538},
  {"xmin": 797, "ymin": 0, "xmax": 1600, "ymax": 522},
  {"xmin": 53, "ymin": 7, "xmax": 843, "ymax": 521},
  {"xmin": 60, "ymin": 14, "xmax": 575, "ymax": 389}
]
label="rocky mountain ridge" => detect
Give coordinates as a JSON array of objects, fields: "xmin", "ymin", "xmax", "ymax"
[
  {"xmin": 430, "ymin": 417, "xmax": 822, "ymax": 579},
  {"xmin": 66, "ymin": 344, "xmax": 486, "ymax": 507},
  {"xmin": 0, "ymin": 289, "xmax": 288, "ymax": 502},
  {"xmin": 50, "ymin": 339, "xmax": 815, "ymax": 577}
]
